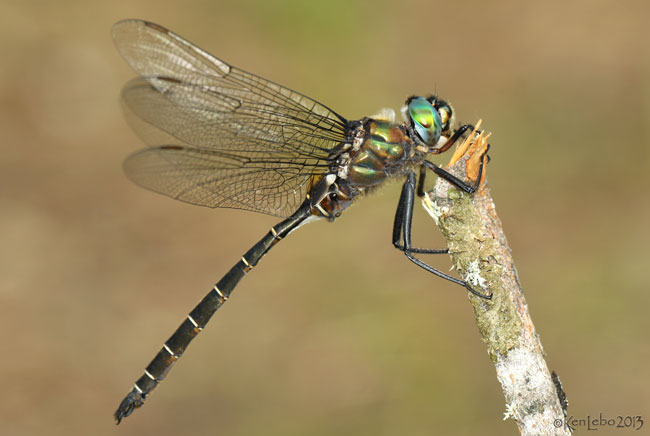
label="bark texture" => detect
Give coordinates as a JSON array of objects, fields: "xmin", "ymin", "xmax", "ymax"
[{"xmin": 422, "ymin": 127, "xmax": 571, "ymax": 435}]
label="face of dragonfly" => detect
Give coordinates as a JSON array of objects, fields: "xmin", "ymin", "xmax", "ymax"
[{"xmin": 403, "ymin": 96, "xmax": 455, "ymax": 152}]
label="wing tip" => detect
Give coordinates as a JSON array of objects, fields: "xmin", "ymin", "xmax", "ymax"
[{"xmin": 112, "ymin": 19, "xmax": 169, "ymax": 41}]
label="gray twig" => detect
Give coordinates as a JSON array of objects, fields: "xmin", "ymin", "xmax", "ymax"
[{"xmin": 422, "ymin": 127, "xmax": 571, "ymax": 436}]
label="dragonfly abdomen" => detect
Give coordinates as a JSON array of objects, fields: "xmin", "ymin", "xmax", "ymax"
[{"xmin": 114, "ymin": 201, "xmax": 312, "ymax": 424}]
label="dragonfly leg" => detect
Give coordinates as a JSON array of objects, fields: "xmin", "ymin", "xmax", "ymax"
[
  {"xmin": 436, "ymin": 124, "xmax": 475, "ymax": 154},
  {"xmin": 422, "ymin": 142, "xmax": 490, "ymax": 194},
  {"xmin": 416, "ymin": 165, "xmax": 427, "ymax": 197},
  {"xmin": 419, "ymin": 125, "xmax": 489, "ymax": 195},
  {"xmin": 393, "ymin": 172, "xmax": 492, "ymax": 299},
  {"xmin": 393, "ymin": 171, "xmax": 447, "ymax": 255},
  {"xmin": 417, "ymin": 125, "xmax": 474, "ymax": 197}
]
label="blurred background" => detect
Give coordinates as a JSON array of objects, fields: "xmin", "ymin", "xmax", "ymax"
[{"xmin": 1, "ymin": 0, "xmax": 649, "ymax": 434}]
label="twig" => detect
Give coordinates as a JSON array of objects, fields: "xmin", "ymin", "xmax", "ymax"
[{"xmin": 422, "ymin": 124, "xmax": 571, "ymax": 436}]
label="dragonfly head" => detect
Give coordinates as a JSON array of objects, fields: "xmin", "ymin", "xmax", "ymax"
[{"xmin": 403, "ymin": 96, "xmax": 455, "ymax": 152}]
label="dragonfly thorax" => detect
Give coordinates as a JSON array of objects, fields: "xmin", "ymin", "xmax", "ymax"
[
  {"xmin": 347, "ymin": 119, "xmax": 412, "ymax": 187},
  {"xmin": 309, "ymin": 118, "xmax": 418, "ymax": 221}
]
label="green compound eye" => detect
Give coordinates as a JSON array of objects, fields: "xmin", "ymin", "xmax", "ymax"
[{"xmin": 407, "ymin": 97, "xmax": 442, "ymax": 146}]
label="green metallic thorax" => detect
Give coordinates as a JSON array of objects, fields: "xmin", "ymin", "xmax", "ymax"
[
  {"xmin": 311, "ymin": 119, "xmax": 418, "ymax": 220},
  {"xmin": 348, "ymin": 120, "xmax": 411, "ymax": 187}
]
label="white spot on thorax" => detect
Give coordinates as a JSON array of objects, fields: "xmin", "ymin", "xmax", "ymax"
[{"xmin": 370, "ymin": 107, "xmax": 396, "ymax": 122}]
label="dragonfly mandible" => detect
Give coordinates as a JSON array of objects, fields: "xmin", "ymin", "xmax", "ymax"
[{"xmin": 112, "ymin": 19, "xmax": 491, "ymax": 424}]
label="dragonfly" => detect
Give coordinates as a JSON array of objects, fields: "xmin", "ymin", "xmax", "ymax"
[{"xmin": 112, "ymin": 19, "xmax": 492, "ymax": 424}]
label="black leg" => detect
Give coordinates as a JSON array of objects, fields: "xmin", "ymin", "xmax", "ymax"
[
  {"xmin": 393, "ymin": 172, "xmax": 448, "ymax": 255},
  {"xmin": 416, "ymin": 165, "xmax": 427, "ymax": 197},
  {"xmin": 393, "ymin": 173, "xmax": 492, "ymax": 299},
  {"xmin": 434, "ymin": 124, "xmax": 474, "ymax": 154},
  {"xmin": 423, "ymin": 143, "xmax": 490, "ymax": 194}
]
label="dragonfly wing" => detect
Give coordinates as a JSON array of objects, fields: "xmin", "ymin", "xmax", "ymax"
[
  {"xmin": 112, "ymin": 19, "xmax": 347, "ymax": 153},
  {"xmin": 113, "ymin": 20, "xmax": 349, "ymax": 216},
  {"xmin": 120, "ymin": 77, "xmax": 339, "ymax": 160},
  {"xmin": 124, "ymin": 145, "xmax": 318, "ymax": 217}
]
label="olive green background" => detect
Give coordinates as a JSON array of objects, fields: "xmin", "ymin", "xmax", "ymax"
[{"xmin": 2, "ymin": 0, "xmax": 649, "ymax": 435}]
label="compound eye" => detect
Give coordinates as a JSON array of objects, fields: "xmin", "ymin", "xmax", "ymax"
[{"xmin": 408, "ymin": 97, "xmax": 442, "ymax": 146}]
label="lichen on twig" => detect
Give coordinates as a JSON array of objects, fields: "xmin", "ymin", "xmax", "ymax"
[{"xmin": 422, "ymin": 124, "xmax": 571, "ymax": 436}]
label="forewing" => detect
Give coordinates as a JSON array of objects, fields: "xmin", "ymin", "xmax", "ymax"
[
  {"xmin": 120, "ymin": 77, "xmax": 337, "ymax": 161},
  {"xmin": 112, "ymin": 19, "xmax": 349, "ymax": 217}
]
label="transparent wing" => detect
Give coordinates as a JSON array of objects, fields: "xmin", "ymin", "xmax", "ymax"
[
  {"xmin": 124, "ymin": 145, "xmax": 327, "ymax": 217},
  {"xmin": 112, "ymin": 19, "xmax": 349, "ymax": 217}
]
